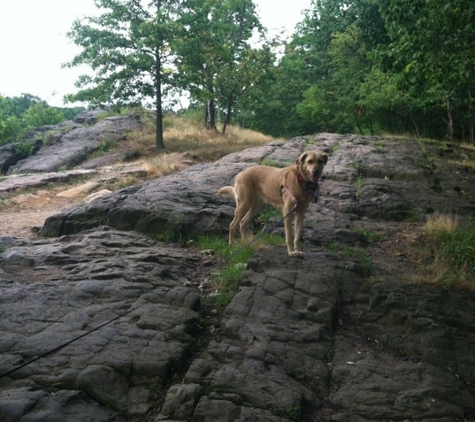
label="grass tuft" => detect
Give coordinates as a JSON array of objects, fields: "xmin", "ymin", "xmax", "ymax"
[
  {"xmin": 420, "ymin": 213, "xmax": 475, "ymax": 289},
  {"xmin": 196, "ymin": 235, "xmax": 255, "ymax": 308}
]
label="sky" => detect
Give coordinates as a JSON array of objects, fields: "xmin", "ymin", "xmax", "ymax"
[{"xmin": 0, "ymin": 0, "xmax": 312, "ymax": 107}]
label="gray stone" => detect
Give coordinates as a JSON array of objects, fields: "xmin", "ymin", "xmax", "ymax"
[{"xmin": 1, "ymin": 132, "xmax": 475, "ymax": 421}]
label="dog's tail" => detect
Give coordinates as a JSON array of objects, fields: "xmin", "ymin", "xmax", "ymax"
[{"xmin": 218, "ymin": 186, "xmax": 235, "ymax": 198}]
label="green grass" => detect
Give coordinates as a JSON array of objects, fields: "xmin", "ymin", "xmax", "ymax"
[
  {"xmin": 421, "ymin": 214, "xmax": 475, "ymax": 289},
  {"xmin": 196, "ymin": 236, "xmax": 255, "ymax": 308},
  {"xmin": 195, "ymin": 230, "xmax": 284, "ymax": 308},
  {"xmin": 328, "ymin": 242, "xmax": 372, "ymax": 275},
  {"xmin": 260, "ymin": 157, "xmax": 283, "ymax": 167},
  {"xmin": 355, "ymin": 174, "xmax": 363, "ymax": 199},
  {"xmin": 353, "ymin": 227, "xmax": 387, "ymax": 243}
]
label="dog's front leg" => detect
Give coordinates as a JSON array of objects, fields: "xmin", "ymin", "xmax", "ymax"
[
  {"xmin": 292, "ymin": 210, "xmax": 304, "ymax": 256},
  {"xmin": 283, "ymin": 213, "xmax": 295, "ymax": 256}
]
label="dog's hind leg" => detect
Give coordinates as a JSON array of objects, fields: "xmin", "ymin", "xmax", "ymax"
[
  {"xmin": 228, "ymin": 207, "xmax": 245, "ymax": 245},
  {"xmin": 239, "ymin": 198, "xmax": 264, "ymax": 241},
  {"xmin": 228, "ymin": 197, "xmax": 254, "ymax": 244}
]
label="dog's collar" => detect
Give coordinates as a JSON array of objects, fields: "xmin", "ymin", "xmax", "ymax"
[{"xmin": 297, "ymin": 171, "xmax": 320, "ymax": 199}]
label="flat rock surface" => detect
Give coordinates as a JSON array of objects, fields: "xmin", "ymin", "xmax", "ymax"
[{"xmin": 1, "ymin": 134, "xmax": 475, "ymax": 421}]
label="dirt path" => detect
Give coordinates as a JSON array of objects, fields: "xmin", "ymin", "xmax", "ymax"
[{"xmin": 0, "ymin": 190, "xmax": 82, "ymax": 237}]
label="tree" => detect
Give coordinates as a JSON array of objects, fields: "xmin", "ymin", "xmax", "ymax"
[
  {"xmin": 0, "ymin": 94, "xmax": 45, "ymax": 145},
  {"xmin": 64, "ymin": 0, "xmax": 180, "ymax": 150},
  {"xmin": 175, "ymin": 0, "xmax": 265, "ymax": 133},
  {"xmin": 22, "ymin": 102, "xmax": 65, "ymax": 128},
  {"xmin": 379, "ymin": 0, "xmax": 475, "ymax": 141}
]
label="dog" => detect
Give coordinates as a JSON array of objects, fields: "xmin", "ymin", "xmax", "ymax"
[{"xmin": 218, "ymin": 151, "xmax": 328, "ymax": 256}]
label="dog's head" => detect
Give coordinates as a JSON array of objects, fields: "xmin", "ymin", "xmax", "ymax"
[{"xmin": 296, "ymin": 151, "xmax": 328, "ymax": 184}]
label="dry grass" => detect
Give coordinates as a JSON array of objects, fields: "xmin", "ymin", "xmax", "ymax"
[
  {"xmin": 126, "ymin": 113, "xmax": 279, "ymax": 177},
  {"xmin": 416, "ymin": 213, "xmax": 475, "ymax": 290}
]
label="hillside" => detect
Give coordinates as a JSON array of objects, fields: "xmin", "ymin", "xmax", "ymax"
[{"xmin": 1, "ymin": 115, "xmax": 475, "ymax": 421}]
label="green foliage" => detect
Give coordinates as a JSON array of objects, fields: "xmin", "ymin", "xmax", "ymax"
[
  {"xmin": 0, "ymin": 93, "xmax": 81, "ymax": 146},
  {"xmin": 22, "ymin": 102, "xmax": 65, "ymax": 128},
  {"xmin": 4, "ymin": 0, "xmax": 474, "ymax": 143},
  {"xmin": 64, "ymin": 0, "xmax": 183, "ymax": 149},
  {"xmin": 12, "ymin": 141, "xmax": 36, "ymax": 159},
  {"xmin": 242, "ymin": 0, "xmax": 475, "ymax": 141},
  {"xmin": 174, "ymin": 0, "xmax": 270, "ymax": 133}
]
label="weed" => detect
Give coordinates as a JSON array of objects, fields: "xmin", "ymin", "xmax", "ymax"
[
  {"xmin": 353, "ymin": 227, "xmax": 387, "ymax": 242},
  {"xmin": 332, "ymin": 140, "xmax": 341, "ymax": 153},
  {"xmin": 260, "ymin": 157, "xmax": 282, "ymax": 167},
  {"xmin": 256, "ymin": 206, "xmax": 281, "ymax": 226},
  {"xmin": 275, "ymin": 405, "xmax": 301, "ymax": 421},
  {"xmin": 196, "ymin": 236, "xmax": 231, "ymax": 256},
  {"xmin": 305, "ymin": 136, "xmax": 314, "ymax": 149},
  {"xmin": 154, "ymin": 227, "xmax": 188, "ymax": 245},
  {"xmin": 98, "ymin": 136, "xmax": 118, "ymax": 153},
  {"xmin": 43, "ymin": 131, "xmax": 58, "ymax": 145},
  {"xmin": 355, "ymin": 174, "xmax": 363, "ymax": 199},
  {"xmin": 328, "ymin": 242, "xmax": 372, "ymax": 275}
]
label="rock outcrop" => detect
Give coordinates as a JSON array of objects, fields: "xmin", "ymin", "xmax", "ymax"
[
  {"xmin": 1, "ymin": 133, "xmax": 475, "ymax": 421},
  {"xmin": 0, "ymin": 110, "xmax": 142, "ymax": 175}
]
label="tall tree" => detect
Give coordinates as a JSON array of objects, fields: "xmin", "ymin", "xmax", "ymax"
[
  {"xmin": 175, "ymin": 0, "xmax": 264, "ymax": 133},
  {"xmin": 379, "ymin": 0, "xmax": 475, "ymax": 141},
  {"xmin": 64, "ymin": 0, "xmax": 180, "ymax": 150}
]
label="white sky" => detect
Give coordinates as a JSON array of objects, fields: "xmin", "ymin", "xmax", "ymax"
[{"xmin": 0, "ymin": 0, "xmax": 312, "ymax": 107}]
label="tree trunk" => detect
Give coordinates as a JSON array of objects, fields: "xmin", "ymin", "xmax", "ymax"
[
  {"xmin": 205, "ymin": 100, "xmax": 217, "ymax": 131},
  {"xmin": 155, "ymin": 46, "xmax": 165, "ymax": 150},
  {"xmin": 408, "ymin": 113, "xmax": 420, "ymax": 137},
  {"xmin": 468, "ymin": 87, "xmax": 474, "ymax": 144},
  {"xmin": 446, "ymin": 91, "xmax": 454, "ymax": 142},
  {"xmin": 222, "ymin": 103, "xmax": 232, "ymax": 135}
]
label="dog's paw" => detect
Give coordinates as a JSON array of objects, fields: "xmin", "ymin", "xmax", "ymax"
[{"xmin": 289, "ymin": 250, "xmax": 304, "ymax": 258}]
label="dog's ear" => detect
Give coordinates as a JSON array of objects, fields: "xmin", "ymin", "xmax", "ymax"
[
  {"xmin": 322, "ymin": 153, "xmax": 328, "ymax": 165},
  {"xmin": 296, "ymin": 152, "xmax": 308, "ymax": 165}
]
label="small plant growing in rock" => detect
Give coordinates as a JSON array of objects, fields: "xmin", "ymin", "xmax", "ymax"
[
  {"xmin": 260, "ymin": 157, "xmax": 282, "ymax": 167},
  {"xmin": 328, "ymin": 242, "xmax": 372, "ymax": 276},
  {"xmin": 12, "ymin": 141, "xmax": 35, "ymax": 159},
  {"xmin": 355, "ymin": 174, "xmax": 363, "ymax": 199},
  {"xmin": 98, "ymin": 135, "xmax": 118, "ymax": 152},
  {"xmin": 353, "ymin": 227, "xmax": 387, "ymax": 242},
  {"xmin": 196, "ymin": 235, "xmax": 255, "ymax": 308}
]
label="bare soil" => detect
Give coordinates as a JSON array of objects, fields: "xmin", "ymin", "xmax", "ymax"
[
  {"xmin": 0, "ymin": 150, "xmax": 199, "ymax": 238},
  {"xmin": 0, "ymin": 190, "xmax": 83, "ymax": 237}
]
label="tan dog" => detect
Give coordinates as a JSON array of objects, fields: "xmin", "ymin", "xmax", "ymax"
[{"xmin": 218, "ymin": 151, "xmax": 328, "ymax": 256}]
